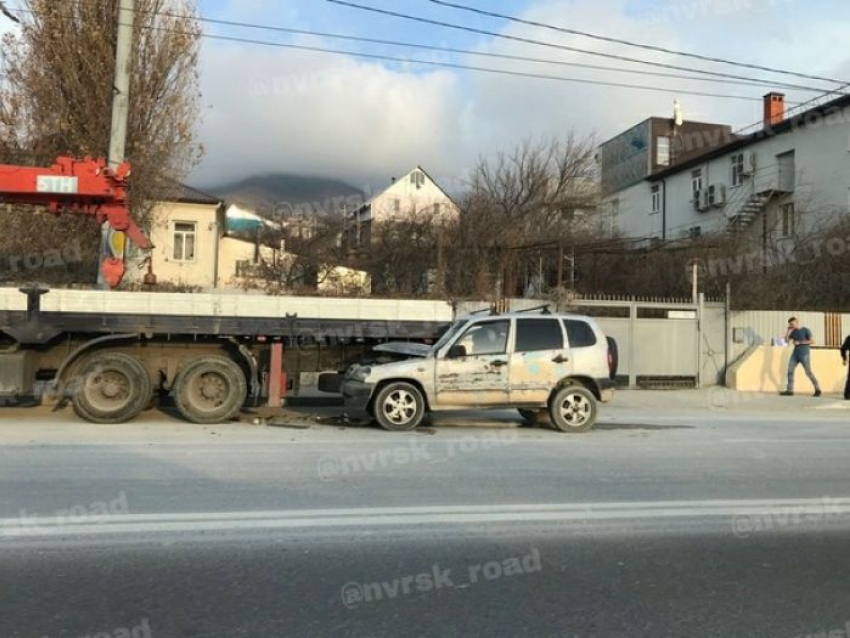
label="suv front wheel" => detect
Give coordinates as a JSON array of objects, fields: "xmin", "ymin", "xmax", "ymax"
[
  {"xmin": 373, "ymin": 382, "xmax": 426, "ymax": 432},
  {"xmin": 549, "ymin": 385, "xmax": 598, "ymax": 433}
]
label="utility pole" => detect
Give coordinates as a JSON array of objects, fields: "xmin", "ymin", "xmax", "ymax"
[{"xmin": 98, "ymin": 0, "xmax": 136, "ymax": 288}]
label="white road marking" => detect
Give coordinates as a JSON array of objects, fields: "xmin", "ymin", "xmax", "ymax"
[
  {"xmin": 2, "ymin": 498, "xmax": 849, "ymax": 539},
  {"xmin": 723, "ymin": 439, "xmax": 850, "ymax": 444}
]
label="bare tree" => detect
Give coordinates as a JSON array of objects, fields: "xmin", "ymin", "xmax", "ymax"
[
  {"xmin": 0, "ymin": 0, "xmax": 203, "ymax": 284},
  {"xmin": 449, "ymin": 135, "xmax": 599, "ymax": 299}
]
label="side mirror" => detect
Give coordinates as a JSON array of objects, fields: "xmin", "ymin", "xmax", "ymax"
[{"xmin": 447, "ymin": 345, "xmax": 467, "ymax": 359}]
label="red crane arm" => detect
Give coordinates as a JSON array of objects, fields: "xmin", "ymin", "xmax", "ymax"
[{"xmin": 0, "ymin": 156, "xmax": 151, "ymax": 250}]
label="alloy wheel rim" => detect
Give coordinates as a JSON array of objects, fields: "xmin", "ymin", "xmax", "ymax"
[
  {"xmin": 560, "ymin": 393, "xmax": 591, "ymax": 428},
  {"xmin": 383, "ymin": 390, "xmax": 417, "ymax": 425}
]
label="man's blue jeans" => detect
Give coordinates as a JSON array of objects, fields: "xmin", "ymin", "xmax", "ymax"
[{"xmin": 787, "ymin": 349, "xmax": 820, "ymax": 392}]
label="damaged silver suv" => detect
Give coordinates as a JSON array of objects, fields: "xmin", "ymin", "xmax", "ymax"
[{"xmin": 342, "ymin": 309, "xmax": 618, "ymax": 433}]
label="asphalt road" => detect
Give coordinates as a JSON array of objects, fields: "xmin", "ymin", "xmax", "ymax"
[{"xmin": 1, "ymin": 391, "xmax": 849, "ymax": 637}]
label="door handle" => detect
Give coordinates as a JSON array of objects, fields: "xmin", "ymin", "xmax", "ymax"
[
  {"xmin": 552, "ymin": 354, "xmax": 569, "ymax": 364},
  {"xmin": 491, "ymin": 360, "xmax": 508, "ymax": 367}
]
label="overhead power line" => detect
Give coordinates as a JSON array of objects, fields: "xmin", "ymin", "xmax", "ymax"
[
  {"xmin": 327, "ymin": 0, "xmax": 846, "ymax": 97},
  {"xmin": 84, "ymin": 4, "xmax": 831, "ymax": 95},
  {"xmin": 0, "ymin": 1, "xmax": 19, "ymax": 24},
  {"xmin": 428, "ymin": 0, "xmax": 849, "ymax": 88},
  {"xmin": 2, "ymin": 2, "xmax": 805, "ymax": 104},
  {"xmin": 3, "ymin": 3, "xmax": 774, "ymax": 103},
  {"xmin": 1, "ymin": 1, "xmax": 813, "ymax": 94},
  {"xmin": 172, "ymin": 30, "xmax": 771, "ymax": 103}
]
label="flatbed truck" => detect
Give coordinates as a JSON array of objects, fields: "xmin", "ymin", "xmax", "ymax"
[{"xmin": 0, "ymin": 287, "xmax": 452, "ymax": 424}]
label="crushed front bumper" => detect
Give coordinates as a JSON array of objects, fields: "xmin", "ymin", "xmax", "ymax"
[{"xmin": 341, "ymin": 379, "xmax": 374, "ymax": 418}]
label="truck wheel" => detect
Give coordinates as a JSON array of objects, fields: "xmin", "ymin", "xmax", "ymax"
[
  {"xmin": 373, "ymin": 382, "xmax": 425, "ymax": 432},
  {"xmin": 174, "ymin": 356, "xmax": 247, "ymax": 424},
  {"xmin": 517, "ymin": 409, "xmax": 550, "ymax": 427},
  {"xmin": 549, "ymin": 385, "xmax": 598, "ymax": 433},
  {"xmin": 72, "ymin": 353, "xmax": 153, "ymax": 424}
]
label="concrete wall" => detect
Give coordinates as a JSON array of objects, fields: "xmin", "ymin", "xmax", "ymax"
[{"xmin": 727, "ymin": 345, "xmax": 847, "ymax": 394}]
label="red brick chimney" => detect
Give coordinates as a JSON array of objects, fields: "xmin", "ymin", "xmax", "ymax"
[{"xmin": 764, "ymin": 92, "xmax": 786, "ymax": 128}]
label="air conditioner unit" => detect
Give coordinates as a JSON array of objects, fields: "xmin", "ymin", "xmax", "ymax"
[
  {"xmin": 741, "ymin": 153, "xmax": 757, "ymax": 176},
  {"xmin": 693, "ymin": 189, "xmax": 705, "ymax": 211},
  {"xmin": 708, "ymin": 184, "xmax": 727, "ymax": 208}
]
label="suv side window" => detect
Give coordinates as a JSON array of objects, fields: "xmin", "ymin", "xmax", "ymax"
[
  {"xmin": 455, "ymin": 320, "xmax": 509, "ymax": 356},
  {"xmin": 515, "ymin": 319, "xmax": 564, "ymax": 353},
  {"xmin": 563, "ymin": 319, "xmax": 597, "ymax": 348}
]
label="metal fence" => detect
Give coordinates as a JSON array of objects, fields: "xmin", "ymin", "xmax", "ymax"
[
  {"xmin": 453, "ymin": 297, "xmax": 850, "ymax": 388},
  {"xmin": 456, "ymin": 295, "xmax": 727, "ymax": 388}
]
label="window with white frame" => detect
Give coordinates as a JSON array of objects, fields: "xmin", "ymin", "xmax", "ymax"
[
  {"xmin": 656, "ymin": 136, "xmax": 671, "ymax": 166},
  {"xmin": 651, "ymin": 185, "xmax": 661, "ymax": 214},
  {"xmin": 172, "ymin": 222, "xmax": 196, "ymax": 262},
  {"xmin": 731, "ymin": 153, "xmax": 746, "ymax": 187},
  {"xmin": 691, "ymin": 168, "xmax": 703, "ymax": 199},
  {"xmin": 780, "ymin": 202, "xmax": 795, "ymax": 238}
]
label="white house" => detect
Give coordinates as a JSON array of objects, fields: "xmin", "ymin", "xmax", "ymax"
[
  {"xmin": 600, "ymin": 92, "xmax": 850, "ymax": 244},
  {"xmin": 346, "ymin": 166, "xmax": 459, "ymax": 248}
]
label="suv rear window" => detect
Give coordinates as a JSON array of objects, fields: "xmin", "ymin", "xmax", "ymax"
[
  {"xmin": 515, "ymin": 319, "xmax": 564, "ymax": 352},
  {"xmin": 563, "ymin": 319, "xmax": 597, "ymax": 348}
]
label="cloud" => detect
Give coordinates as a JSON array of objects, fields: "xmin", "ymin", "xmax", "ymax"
[
  {"xmin": 195, "ymin": 38, "xmax": 462, "ymax": 190},
  {"xmin": 192, "ymin": 0, "xmax": 850, "ymax": 190}
]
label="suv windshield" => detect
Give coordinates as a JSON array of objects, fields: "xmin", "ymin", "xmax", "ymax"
[{"xmin": 430, "ymin": 319, "xmax": 468, "ymax": 354}]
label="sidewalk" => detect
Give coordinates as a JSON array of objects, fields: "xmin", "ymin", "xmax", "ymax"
[{"xmin": 609, "ymin": 387, "xmax": 850, "ymax": 416}]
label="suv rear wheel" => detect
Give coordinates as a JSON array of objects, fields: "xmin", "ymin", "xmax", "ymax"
[
  {"xmin": 549, "ymin": 385, "xmax": 598, "ymax": 433},
  {"xmin": 373, "ymin": 382, "xmax": 425, "ymax": 432}
]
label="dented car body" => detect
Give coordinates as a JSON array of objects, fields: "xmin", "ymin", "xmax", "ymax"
[{"xmin": 342, "ymin": 310, "xmax": 617, "ymax": 433}]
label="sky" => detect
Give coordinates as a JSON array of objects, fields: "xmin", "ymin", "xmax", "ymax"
[{"xmin": 191, "ymin": 0, "xmax": 850, "ymax": 192}]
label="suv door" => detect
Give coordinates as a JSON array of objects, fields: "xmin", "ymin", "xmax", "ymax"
[
  {"xmin": 434, "ymin": 319, "xmax": 511, "ymax": 407},
  {"xmin": 509, "ymin": 318, "xmax": 572, "ymax": 405}
]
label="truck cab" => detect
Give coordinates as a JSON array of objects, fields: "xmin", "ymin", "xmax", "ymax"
[{"xmin": 342, "ymin": 310, "xmax": 617, "ymax": 433}]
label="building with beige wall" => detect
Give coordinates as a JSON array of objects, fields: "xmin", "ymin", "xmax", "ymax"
[
  {"xmin": 126, "ymin": 184, "xmax": 224, "ymax": 289},
  {"xmin": 127, "ymin": 183, "xmax": 369, "ymax": 294}
]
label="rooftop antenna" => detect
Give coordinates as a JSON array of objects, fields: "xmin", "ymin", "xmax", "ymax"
[{"xmin": 673, "ymin": 99, "xmax": 684, "ymax": 127}]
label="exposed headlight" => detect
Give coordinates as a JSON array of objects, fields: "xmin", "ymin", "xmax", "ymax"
[{"xmin": 350, "ymin": 366, "xmax": 371, "ymax": 382}]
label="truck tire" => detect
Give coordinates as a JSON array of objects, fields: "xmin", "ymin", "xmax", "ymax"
[
  {"xmin": 549, "ymin": 385, "xmax": 598, "ymax": 433},
  {"xmin": 174, "ymin": 356, "xmax": 247, "ymax": 424},
  {"xmin": 72, "ymin": 353, "xmax": 153, "ymax": 424},
  {"xmin": 373, "ymin": 382, "xmax": 425, "ymax": 432}
]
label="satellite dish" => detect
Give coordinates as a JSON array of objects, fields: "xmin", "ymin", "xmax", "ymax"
[{"xmin": 673, "ymin": 100, "xmax": 684, "ymax": 127}]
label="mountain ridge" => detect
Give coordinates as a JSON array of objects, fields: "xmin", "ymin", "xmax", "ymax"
[{"xmin": 200, "ymin": 173, "xmax": 367, "ymax": 217}]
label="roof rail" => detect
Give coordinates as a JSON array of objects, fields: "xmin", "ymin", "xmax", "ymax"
[{"xmin": 515, "ymin": 304, "xmax": 552, "ymax": 315}]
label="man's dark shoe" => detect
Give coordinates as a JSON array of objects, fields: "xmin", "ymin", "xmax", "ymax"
[
  {"xmin": 814, "ymin": 390, "xmax": 822, "ymax": 397},
  {"xmin": 780, "ymin": 390, "xmax": 794, "ymax": 396}
]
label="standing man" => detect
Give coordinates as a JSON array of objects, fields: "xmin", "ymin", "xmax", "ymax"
[
  {"xmin": 841, "ymin": 333, "xmax": 850, "ymax": 400},
  {"xmin": 781, "ymin": 317, "xmax": 821, "ymax": 397}
]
